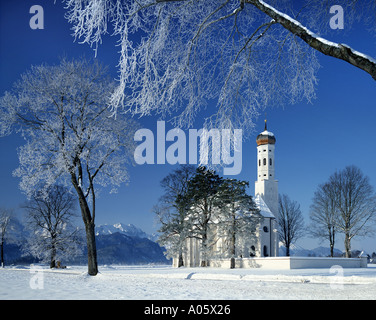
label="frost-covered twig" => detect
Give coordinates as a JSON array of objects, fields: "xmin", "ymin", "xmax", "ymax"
[{"xmin": 246, "ymin": 0, "xmax": 376, "ymax": 80}]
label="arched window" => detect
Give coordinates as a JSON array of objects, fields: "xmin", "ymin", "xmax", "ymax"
[
  {"xmin": 269, "ymin": 158, "xmax": 272, "ymax": 166},
  {"xmin": 250, "ymin": 245, "xmax": 256, "ymax": 257},
  {"xmin": 263, "ymin": 245, "xmax": 269, "ymax": 257},
  {"xmin": 259, "ymin": 159, "xmax": 261, "ymax": 166},
  {"xmin": 263, "ymin": 158, "xmax": 266, "ymax": 166},
  {"xmin": 263, "ymin": 226, "xmax": 269, "ymax": 232}
]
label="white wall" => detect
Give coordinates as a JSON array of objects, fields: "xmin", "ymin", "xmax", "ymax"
[{"xmin": 209, "ymin": 256, "xmax": 368, "ymax": 269}]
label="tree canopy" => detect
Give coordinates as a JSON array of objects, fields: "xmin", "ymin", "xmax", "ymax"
[{"xmin": 64, "ymin": 0, "xmax": 376, "ymax": 134}]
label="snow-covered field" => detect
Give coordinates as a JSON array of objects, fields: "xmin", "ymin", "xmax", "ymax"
[{"xmin": 1, "ymin": 264, "xmax": 376, "ymax": 300}]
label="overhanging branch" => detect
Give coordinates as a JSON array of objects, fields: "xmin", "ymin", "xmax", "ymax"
[{"xmin": 246, "ymin": 0, "xmax": 376, "ymax": 80}]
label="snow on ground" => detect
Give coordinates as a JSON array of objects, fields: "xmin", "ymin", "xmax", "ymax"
[{"xmin": 1, "ymin": 264, "xmax": 376, "ymax": 300}]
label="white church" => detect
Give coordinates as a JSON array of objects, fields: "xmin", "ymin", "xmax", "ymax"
[
  {"xmin": 173, "ymin": 120, "xmax": 280, "ymax": 267},
  {"xmin": 173, "ymin": 121, "xmax": 368, "ymax": 269}
]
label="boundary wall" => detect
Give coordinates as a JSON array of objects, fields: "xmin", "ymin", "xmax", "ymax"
[{"xmin": 209, "ymin": 256, "xmax": 368, "ymax": 269}]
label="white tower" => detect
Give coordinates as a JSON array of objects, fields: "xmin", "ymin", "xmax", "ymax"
[{"xmin": 255, "ymin": 119, "xmax": 279, "ymax": 256}]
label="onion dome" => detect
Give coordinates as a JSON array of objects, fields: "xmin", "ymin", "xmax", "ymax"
[{"xmin": 256, "ymin": 119, "xmax": 276, "ymax": 146}]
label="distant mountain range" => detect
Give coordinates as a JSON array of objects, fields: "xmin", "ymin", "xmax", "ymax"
[
  {"xmin": 279, "ymin": 243, "xmax": 347, "ymax": 257},
  {"xmin": 3, "ymin": 221, "xmax": 373, "ymax": 266},
  {"xmin": 92, "ymin": 223, "xmax": 169, "ymax": 265},
  {"xmin": 95, "ymin": 223, "xmax": 158, "ymax": 241},
  {"xmin": 2, "ymin": 222, "xmax": 170, "ymax": 266},
  {"xmin": 68, "ymin": 222, "xmax": 169, "ymax": 265}
]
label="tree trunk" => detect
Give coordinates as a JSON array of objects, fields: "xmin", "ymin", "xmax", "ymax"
[
  {"xmin": 50, "ymin": 245, "xmax": 56, "ymax": 269},
  {"xmin": 72, "ymin": 174, "xmax": 98, "ymax": 276},
  {"xmin": 85, "ymin": 221, "xmax": 98, "ymax": 275},
  {"xmin": 344, "ymin": 233, "xmax": 351, "ymax": 258},
  {"xmin": 286, "ymin": 245, "xmax": 290, "ymax": 257},
  {"xmin": 178, "ymin": 251, "xmax": 184, "ymax": 268},
  {"xmin": 201, "ymin": 235, "xmax": 207, "ymax": 267},
  {"xmin": 329, "ymin": 227, "xmax": 335, "ymax": 257},
  {"xmin": 230, "ymin": 220, "xmax": 236, "ymax": 269},
  {"xmin": 0, "ymin": 241, "xmax": 4, "ymax": 268},
  {"xmin": 50, "ymin": 234, "xmax": 57, "ymax": 268},
  {"xmin": 230, "ymin": 257, "xmax": 235, "ymax": 269}
]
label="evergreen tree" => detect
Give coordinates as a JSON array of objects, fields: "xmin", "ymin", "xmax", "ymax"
[
  {"xmin": 155, "ymin": 165, "xmax": 196, "ymax": 266},
  {"xmin": 184, "ymin": 166, "xmax": 223, "ymax": 267},
  {"xmin": 216, "ymin": 179, "xmax": 260, "ymax": 268}
]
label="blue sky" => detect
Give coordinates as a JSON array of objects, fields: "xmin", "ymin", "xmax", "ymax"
[{"xmin": 1, "ymin": 0, "xmax": 375, "ymax": 252}]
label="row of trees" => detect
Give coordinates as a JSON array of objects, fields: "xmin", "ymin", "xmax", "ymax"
[
  {"xmin": 279, "ymin": 165, "xmax": 376, "ymax": 258},
  {"xmin": 155, "ymin": 165, "xmax": 260, "ymax": 268},
  {"xmin": 1, "ymin": 165, "xmax": 375, "ymax": 269},
  {"xmin": 309, "ymin": 165, "xmax": 376, "ymax": 258}
]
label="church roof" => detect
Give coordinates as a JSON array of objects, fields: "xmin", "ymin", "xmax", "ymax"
[
  {"xmin": 254, "ymin": 194, "xmax": 275, "ymax": 219},
  {"xmin": 256, "ymin": 119, "xmax": 276, "ymax": 146}
]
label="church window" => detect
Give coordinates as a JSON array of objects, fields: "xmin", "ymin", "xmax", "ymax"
[
  {"xmin": 263, "ymin": 245, "xmax": 269, "ymax": 257},
  {"xmin": 269, "ymin": 158, "xmax": 272, "ymax": 166},
  {"xmin": 263, "ymin": 158, "xmax": 266, "ymax": 165},
  {"xmin": 259, "ymin": 159, "xmax": 261, "ymax": 166},
  {"xmin": 263, "ymin": 226, "xmax": 269, "ymax": 232}
]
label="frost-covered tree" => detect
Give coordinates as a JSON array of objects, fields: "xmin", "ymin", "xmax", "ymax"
[
  {"xmin": 328, "ymin": 166, "xmax": 376, "ymax": 258},
  {"xmin": 309, "ymin": 182, "xmax": 338, "ymax": 257},
  {"xmin": 183, "ymin": 166, "xmax": 223, "ymax": 267},
  {"xmin": 309, "ymin": 166, "xmax": 376, "ymax": 258},
  {"xmin": 23, "ymin": 185, "xmax": 82, "ymax": 268},
  {"xmin": 0, "ymin": 59, "xmax": 137, "ymax": 275},
  {"xmin": 63, "ymin": 0, "xmax": 376, "ymax": 133},
  {"xmin": 278, "ymin": 194, "xmax": 305, "ymax": 256},
  {"xmin": 155, "ymin": 165, "xmax": 196, "ymax": 267},
  {"xmin": 0, "ymin": 208, "xmax": 13, "ymax": 268},
  {"xmin": 216, "ymin": 179, "xmax": 260, "ymax": 268}
]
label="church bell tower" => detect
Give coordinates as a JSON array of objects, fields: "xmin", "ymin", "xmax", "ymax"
[{"xmin": 255, "ymin": 119, "xmax": 279, "ymax": 256}]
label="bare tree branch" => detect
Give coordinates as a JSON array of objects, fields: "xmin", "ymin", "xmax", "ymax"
[{"xmin": 246, "ymin": 0, "xmax": 376, "ymax": 80}]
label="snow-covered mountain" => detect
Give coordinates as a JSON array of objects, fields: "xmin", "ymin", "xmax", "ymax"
[
  {"xmin": 3, "ymin": 222, "xmax": 169, "ymax": 266},
  {"xmin": 65, "ymin": 222, "xmax": 169, "ymax": 265},
  {"xmin": 93, "ymin": 232, "xmax": 169, "ymax": 265},
  {"xmin": 279, "ymin": 243, "xmax": 344, "ymax": 257},
  {"xmin": 95, "ymin": 223, "xmax": 153, "ymax": 240}
]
